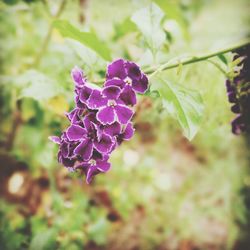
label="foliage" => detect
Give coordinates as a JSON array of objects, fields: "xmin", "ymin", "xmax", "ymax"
[{"xmin": 0, "ymin": 0, "xmax": 249, "ymax": 249}]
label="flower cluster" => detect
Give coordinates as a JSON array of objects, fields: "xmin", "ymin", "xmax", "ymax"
[
  {"xmin": 225, "ymin": 45, "xmax": 250, "ymax": 135},
  {"xmin": 50, "ymin": 59, "xmax": 148, "ymax": 183}
]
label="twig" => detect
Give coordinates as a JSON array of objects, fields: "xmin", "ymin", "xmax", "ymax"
[{"xmin": 33, "ymin": 0, "xmax": 67, "ymax": 67}]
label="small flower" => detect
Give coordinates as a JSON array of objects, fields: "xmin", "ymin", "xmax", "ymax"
[
  {"xmin": 105, "ymin": 59, "xmax": 149, "ymax": 105},
  {"xmin": 225, "ymin": 45, "xmax": 250, "ymax": 135},
  {"xmin": 87, "ymin": 85, "xmax": 134, "ymax": 125},
  {"xmin": 71, "ymin": 66, "xmax": 86, "ymax": 87},
  {"xmin": 76, "ymin": 154, "xmax": 111, "ymax": 184}
]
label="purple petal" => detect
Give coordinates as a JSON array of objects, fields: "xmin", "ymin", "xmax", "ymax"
[
  {"xmin": 86, "ymin": 166, "xmax": 98, "ymax": 184},
  {"xmin": 97, "ymin": 106, "xmax": 116, "ymax": 125},
  {"xmin": 75, "ymin": 95, "xmax": 87, "ymax": 109},
  {"xmin": 227, "ymin": 91, "xmax": 237, "ymax": 103},
  {"xmin": 49, "ymin": 136, "xmax": 61, "ymax": 144},
  {"xmin": 132, "ymin": 74, "xmax": 149, "ymax": 94},
  {"xmin": 58, "ymin": 152, "xmax": 75, "ymax": 167},
  {"xmin": 83, "ymin": 113, "xmax": 96, "ymax": 130},
  {"xmin": 66, "ymin": 108, "xmax": 78, "ymax": 122},
  {"xmin": 106, "ymin": 59, "xmax": 127, "ymax": 79},
  {"xmin": 74, "ymin": 138, "xmax": 93, "ymax": 161},
  {"xmin": 231, "ymin": 104, "xmax": 240, "ymax": 113},
  {"xmin": 96, "ymin": 160, "xmax": 111, "ymax": 172},
  {"xmin": 123, "ymin": 122, "xmax": 135, "ymax": 140},
  {"xmin": 87, "ymin": 89, "xmax": 107, "ymax": 109},
  {"xmin": 120, "ymin": 85, "xmax": 137, "ymax": 106},
  {"xmin": 102, "ymin": 85, "xmax": 121, "ymax": 99},
  {"xmin": 71, "ymin": 66, "xmax": 86, "ymax": 86},
  {"xmin": 60, "ymin": 142, "xmax": 70, "ymax": 158},
  {"xmin": 94, "ymin": 133, "xmax": 114, "ymax": 154},
  {"xmin": 126, "ymin": 61, "xmax": 141, "ymax": 80},
  {"xmin": 66, "ymin": 124, "xmax": 87, "ymax": 141},
  {"xmin": 104, "ymin": 78, "xmax": 125, "ymax": 89},
  {"xmin": 79, "ymin": 86, "xmax": 93, "ymax": 104},
  {"xmin": 115, "ymin": 105, "xmax": 134, "ymax": 124},
  {"xmin": 103, "ymin": 122, "xmax": 121, "ymax": 136},
  {"xmin": 232, "ymin": 115, "xmax": 245, "ymax": 135}
]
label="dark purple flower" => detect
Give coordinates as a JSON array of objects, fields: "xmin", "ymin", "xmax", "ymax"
[
  {"xmin": 66, "ymin": 117, "xmax": 114, "ymax": 161},
  {"xmin": 76, "ymin": 154, "xmax": 111, "ymax": 184},
  {"xmin": 66, "ymin": 108, "xmax": 87, "ymax": 124},
  {"xmin": 232, "ymin": 115, "xmax": 246, "ymax": 135},
  {"xmin": 87, "ymin": 86, "xmax": 134, "ymax": 125},
  {"xmin": 50, "ymin": 60, "xmax": 148, "ymax": 183},
  {"xmin": 116, "ymin": 122, "xmax": 135, "ymax": 145},
  {"xmin": 105, "ymin": 59, "xmax": 149, "ymax": 105}
]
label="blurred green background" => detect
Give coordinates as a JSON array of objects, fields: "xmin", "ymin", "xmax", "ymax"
[{"xmin": 0, "ymin": 0, "xmax": 250, "ymax": 249}]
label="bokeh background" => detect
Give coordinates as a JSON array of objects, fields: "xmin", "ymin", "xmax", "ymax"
[{"xmin": 0, "ymin": 0, "xmax": 250, "ymax": 249}]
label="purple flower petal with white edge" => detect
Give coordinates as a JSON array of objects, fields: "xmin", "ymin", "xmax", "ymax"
[
  {"xmin": 49, "ymin": 136, "xmax": 61, "ymax": 144},
  {"xmin": 122, "ymin": 122, "xmax": 135, "ymax": 140},
  {"xmin": 132, "ymin": 74, "xmax": 149, "ymax": 94},
  {"xmin": 79, "ymin": 85, "xmax": 93, "ymax": 104},
  {"xmin": 97, "ymin": 106, "xmax": 116, "ymax": 125},
  {"xmin": 114, "ymin": 105, "xmax": 134, "ymax": 124},
  {"xmin": 58, "ymin": 152, "xmax": 75, "ymax": 167},
  {"xmin": 87, "ymin": 89, "xmax": 107, "ymax": 109},
  {"xmin": 102, "ymin": 85, "xmax": 121, "ymax": 99},
  {"xmin": 120, "ymin": 85, "xmax": 137, "ymax": 106},
  {"xmin": 104, "ymin": 78, "xmax": 125, "ymax": 89},
  {"xmin": 74, "ymin": 138, "xmax": 93, "ymax": 161},
  {"xmin": 86, "ymin": 166, "xmax": 98, "ymax": 184},
  {"xmin": 103, "ymin": 122, "xmax": 121, "ymax": 136},
  {"xmin": 94, "ymin": 133, "xmax": 114, "ymax": 154},
  {"xmin": 96, "ymin": 160, "xmax": 111, "ymax": 172},
  {"xmin": 60, "ymin": 142, "xmax": 70, "ymax": 158},
  {"xmin": 75, "ymin": 95, "xmax": 87, "ymax": 109},
  {"xmin": 126, "ymin": 61, "xmax": 142, "ymax": 80},
  {"xmin": 66, "ymin": 124, "xmax": 87, "ymax": 141},
  {"xmin": 106, "ymin": 59, "xmax": 126, "ymax": 79},
  {"xmin": 85, "ymin": 157, "xmax": 111, "ymax": 184},
  {"xmin": 71, "ymin": 66, "xmax": 86, "ymax": 86}
]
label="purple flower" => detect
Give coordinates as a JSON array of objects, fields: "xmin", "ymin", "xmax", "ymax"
[
  {"xmin": 66, "ymin": 108, "xmax": 87, "ymax": 124},
  {"xmin": 71, "ymin": 66, "xmax": 86, "ymax": 87},
  {"xmin": 225, "ymin": 45, "xmax": 250, "ymax": 135},
  {"xmin": 66, "ymin": 116, "xmax": 114, "ymax": 161},
  {"xmin": 76, "ymin": 154, "xmax": 111, "ymax": 184},
  {"xmin": 105, "ymin": 59, "xmax": 149, "ymax": 106},
  {"xmin": 87, "ymin": 86, "xmax": 134, "ymax": 125},
  {"xmin": 50, "ymin": 60, "xmax": 149, "ymax": 183}
]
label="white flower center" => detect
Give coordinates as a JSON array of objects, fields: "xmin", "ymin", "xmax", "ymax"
[
  {"xmin": 89, "ymin": 159, "xmax": 96, "ymax": 166},
  {"xmin": 124, "ymin": 76, "xmax": 132, "ymax": 85},
  {"xmin": 107, "ymin": 99, "xmax": 117, "ymax": 107}
]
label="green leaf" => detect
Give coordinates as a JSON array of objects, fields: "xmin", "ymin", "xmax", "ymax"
[
  {"xmin": 152, "ymin": 75, "xmax": 204, "ymax": 140},
  {"xmin": 17, "ymin": 70, "xmax": 63, "ymax": 101},
  {"xmin": 217, "ymin": 54, "xmax": 228, "ymax": 65},
  {"xmin": 114, "ymin": 17, "xmax": 137, "ymax": 39},
  {"xmin": 53, "ymin": 20, "xmax": 111, "ymax": 61},
  {"xmin": 153, "ymin": 0, "xmax": 189, "ymax": 40},
  {"xmin": 131, "ymin": 3, "xmax": 165, "ymax": 52},
  {"xmin": 30, "ymin": 229, "xmax": 56, "ymax": 250},
  {"xmin": 66, "ymin": 39, "xmax": 106, "ymax": 71}
]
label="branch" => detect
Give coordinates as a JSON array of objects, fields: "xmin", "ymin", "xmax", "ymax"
[
  {"xmin": 33, "ymin": 0, "xmax": 67, "ymax": 66},
  {"xmin": 146, "ymin": 39, "xmax": 250, "ymax": 75}
]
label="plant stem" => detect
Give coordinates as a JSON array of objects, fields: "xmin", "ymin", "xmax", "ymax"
[
  {"xmin": 93, "ymin": 39, "xmax": 249, "ymax": 84},
  {"xmin": 146, "ymin": 39, "xmax": 250, "ymax": 75},
  {"xmin": 33, "ymin": 0, "xmax": 67, "ymax": 67}
]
